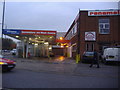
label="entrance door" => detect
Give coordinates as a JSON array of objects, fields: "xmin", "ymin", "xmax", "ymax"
[{"xmin": 86, "ymin": 43, "xmax": 94, "ymax": 51}]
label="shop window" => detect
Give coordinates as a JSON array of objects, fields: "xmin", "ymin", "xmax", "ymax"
[{"xmin": 99, "ymin": 19, "xmax": 110, "ymax": 34}]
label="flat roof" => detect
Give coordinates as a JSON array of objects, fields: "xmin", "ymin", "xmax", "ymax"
[{"xmin": 2, "ymin": 29, "xmax": 57, "ymax": 44}]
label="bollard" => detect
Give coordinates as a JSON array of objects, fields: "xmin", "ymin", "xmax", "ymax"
[{"xmin": 76, "ymin": 54, "xmax": 80, "ymax": 63}]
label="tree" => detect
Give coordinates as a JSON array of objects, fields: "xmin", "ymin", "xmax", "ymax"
[{"xmin": 2, "ymin": 38, "xmax": 16, "ymax": 50}]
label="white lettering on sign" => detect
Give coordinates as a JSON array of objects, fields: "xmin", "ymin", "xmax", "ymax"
[
  {"xmin": 7, "ymin": 31, "xmax": 17, "ymax": 33},
  {"xmin": 85, "ymin": 32, "xmax": 96, "ymax": 41},
  {"xmin": 88, "ymin": 10, "xmax": 120, "ymax": 16},
  {"xmin": 41, "ymin": 32, "xmax": 47, "ymax": 34},
  {"xmin": 48, "ymin": 32, "xmax": 56, "ymax": 34},
  {"xmin": 21, "ymin": 30, "xmax": 56, "ymax": 35},
  {"xmin": 21, "ymin": 31, "xmax": 35, "ymax": 34}
]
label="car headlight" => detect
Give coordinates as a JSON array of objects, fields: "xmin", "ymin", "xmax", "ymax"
[
  {"xmin": 0, "ymin": 62, "xmax": 8, "ymax": 65},
  {"xmin": 13, "ymin": 62, "xmax": 16, "ymax": 64}
]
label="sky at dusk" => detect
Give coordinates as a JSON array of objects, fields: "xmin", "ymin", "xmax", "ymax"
[{"xmin": 0, "ymin": 1, "xmax": 119, "ymax": 40}]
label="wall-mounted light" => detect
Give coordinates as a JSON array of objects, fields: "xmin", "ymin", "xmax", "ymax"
[{"xmin": 59, "ymin": 37, "xmax": 63, "ymax": 40}]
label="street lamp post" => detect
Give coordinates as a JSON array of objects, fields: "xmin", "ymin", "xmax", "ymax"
[{"xmin": 0, "ymin": 23, "xmax": 7, "ymax": 38}]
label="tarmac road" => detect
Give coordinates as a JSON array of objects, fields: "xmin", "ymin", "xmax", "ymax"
[
  {"xmin": 1, "ymin": 54, "xmax": 119, "ymax": 88},
  {"xmin": 2, "ymin": 68, "xmax": 118, "ymax": 88}
]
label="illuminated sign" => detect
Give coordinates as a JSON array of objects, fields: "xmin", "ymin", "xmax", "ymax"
[
  {"xmin": 3, "ymin": 29, "xmax": 56, "ymax": 36},
  {"xmin": 88, "ymin": 10, "xmax": 120, "ymax": 16},
  {"xmin": 85, "ymin": 32, "xmax": 96, "ymax": 41},
  {"xmin": 21, "ymin": 30, "xmax": 56, "ymax": 36},
  {"xmin": 2, "ymin": 29, "xmax": 21, "ymax": 35}
]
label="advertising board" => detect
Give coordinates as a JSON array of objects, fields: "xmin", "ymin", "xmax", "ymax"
[
  {"xmin": 88, "ymin": 10, "xmax": 120, "ymax": 16},
  {"xmin": 85, "ymin": 32, "xmax": 96, "ymax": 41},
  {"xmin": 2, "ymin": 29, "xmax": 56, "ymax": 36}
]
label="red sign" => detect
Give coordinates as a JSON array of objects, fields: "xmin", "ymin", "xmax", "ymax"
[
  {"xmin": 85, "ymin": 32, "xmax": 96, "ymax": 41},
  {"xmin": 88, "ymin": 10, "xmax": 120, "ymax": 16},
  {"xmin": 21, "ymin": 30, "xmax": 56, "ymax": 36}
]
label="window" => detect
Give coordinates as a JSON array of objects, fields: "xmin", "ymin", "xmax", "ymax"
[
  {"xmin": 99, "ymin": 19, "xmax": 110, "ymax": 34},
  {"xmin": 86, "ymin": 43, "xmax": 89, "ymax": 51},
  {"xmin": 72, "ymin": 27, "xmax": 75, "ymax": 35},
  {"xmin": 86, "ymin": 43, "xmax": 94, "ymax": 51},
  {"xmin": 72, "ymin": 23, "xmax": 77, "ymax": 35},
  {"xmin": 91, "ymin": 43, "xmax": 94, "ymax": 51},
  {"xmin": 65, "ymin": 23, "xmax": 77, "ymax": 40},
  {"xmin": 74, "ymin": 23, "xmax": 77, "ymax": 34}
]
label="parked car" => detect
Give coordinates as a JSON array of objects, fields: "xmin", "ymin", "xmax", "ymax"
[
  {"xmin": 102, "ymin": 48, "xmax": 120, "ymax": 64},
  {"xmin": 0, "ymin": 54, "xmax": 16, "ymax": 72},
  {"xmin": 10, "ymin": 49, "xmax": 17, "ymax": 55},
  {"xmin": 82, "ymin": 51, "xmax": 94, "ymax": 63}
]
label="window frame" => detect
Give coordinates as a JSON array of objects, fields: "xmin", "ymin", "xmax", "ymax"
[{"xmin": 99, "ymin": 19, "xmax": 110, "ymax": 34}]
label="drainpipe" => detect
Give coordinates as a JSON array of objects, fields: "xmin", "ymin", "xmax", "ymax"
[{"xmin": 76, "ymin": 9, "xmax": 81, "ymax": 63}]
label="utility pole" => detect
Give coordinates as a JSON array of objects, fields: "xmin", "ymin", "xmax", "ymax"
[
  {"xmin": 0, "ymin": 0, "xmax": 5, "ymax": 54},
  {"xmin": 2, "ymin": 0, "xmax": 5, "ymax": 39}
]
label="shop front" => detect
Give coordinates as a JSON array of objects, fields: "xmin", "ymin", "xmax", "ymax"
[{"xmin": 2, "ymin": 29, "xmax": 56, "ymax": 58}]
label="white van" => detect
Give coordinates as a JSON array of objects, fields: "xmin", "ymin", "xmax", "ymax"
[{"xmin": 102, "ymin": 48, "xmax": 120, "ymax": 63}]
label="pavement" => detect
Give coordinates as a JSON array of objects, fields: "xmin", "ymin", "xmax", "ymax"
[{"xmin": 4, "ymin": 55, "xmax": 119, "ymax": 79}]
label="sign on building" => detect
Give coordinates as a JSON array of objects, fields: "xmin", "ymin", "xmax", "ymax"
[
  {"xmin": 2, "ymin": 29, "xmax": 56, "ymax": 36},
  {"xmin": 85, "ymin": 32, "xmax": 96, "ymax": 41},
  {"xmin": 21, "ymin": 30, "xmax": 56, "ymax": 36},
  {"xmin": 3, "ymin": 29, "xmax": 21, "ymax": 35},
  {"xmin": 88, "ymin": 10, "xmax": 120, "ymax": 16}
]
